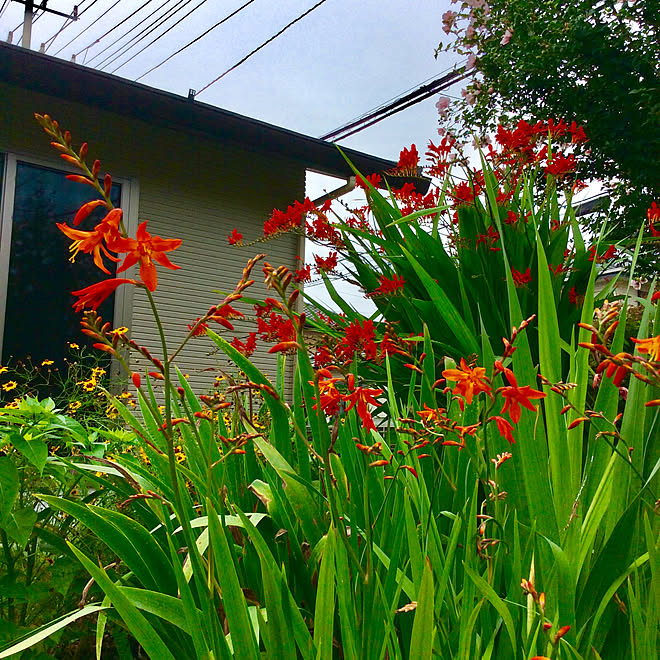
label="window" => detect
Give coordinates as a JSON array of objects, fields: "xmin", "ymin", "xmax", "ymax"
[{"xmin": 0, "ymin": 158, "xmax": 122, "ymax": 369}]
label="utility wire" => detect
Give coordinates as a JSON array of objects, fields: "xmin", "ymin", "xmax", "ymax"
[
  {"xmin": 136, "ymin": 0, "xmax": 258, "ymax": 82},
  {"xmin": 53, "ymin": 0, "xmax": 123, "ymax": 56},
  {"xmin": 324, "ymin": 61, "xmax": 466, "ymax": 138},
  {"xmin": 0, "ymin": 0, "xmax": 11, "ymax": 20},
  {"xmin": 43, "ymin": 0, "xmax": 99, "ymax": 52},
  {"xmin": 104, "ymin": 0, "xmax": 210, "ymax": 73},
  {"xmin": 73, "ymin": 0, "xmax": 156, "ymax": 58},
  {"xmin": 196, "ymin": 0, "xmax": 331, "ymax": 97},
  {"xmin": 90, "ymin": 0, "xmax": 183, "ymax": 67},
  {"xmin": 321, "ymin": 67, "xmax": 471, "ymax": 142}
]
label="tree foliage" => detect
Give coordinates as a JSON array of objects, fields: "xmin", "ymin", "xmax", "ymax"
[{"xmin": 438, "ymin": 0, "xmax": 660, "ymax": 272}]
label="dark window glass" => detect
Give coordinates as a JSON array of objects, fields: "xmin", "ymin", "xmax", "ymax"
[{"xmin": 2, "ymin": 162, "xmax": 121, "ymax": 368}]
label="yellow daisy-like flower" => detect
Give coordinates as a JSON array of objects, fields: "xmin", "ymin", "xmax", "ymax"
[
  {"xmin": 41, "ymin": 359, "xmax": 54, "ymax": 366},
  {"xmin": 68, "ymin": 400, "xmax": 82, "ymax": 414},
  {"xmin": 7, "ymin": 398, "xmax": 21, "ymax": 409},
  {"xmin": 77, "ymin": 378, "xmax": 96, "ymax": 392},
  {"xmin": 110, "ymin": 326, "xmax": 129, "ymax": 336},
  {"xmin": 91, "ymin": 367, "xmax": 106, "ymax": 377},
  {"xmin": 0, "ymin": 366, "xmax": 8, "ymax": 374},
  {"xmin": 2, "ymin": 381, "xmax": 18, "ymax": 392},
  {"xmin": 68, "ymin": 342, "xmax": 80, "ymax": 349}
]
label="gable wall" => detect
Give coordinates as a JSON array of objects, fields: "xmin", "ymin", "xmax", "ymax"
[{"xmin": 0, "ymin": 82, "xmax": 305, "ymax": 398}]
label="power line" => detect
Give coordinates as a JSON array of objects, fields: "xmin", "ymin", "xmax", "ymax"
[
  {"xmin": 323, "ymin": 62, "xmax": 465, "ymax": 138},
  {"xmin": 103, "ymin": 0, "xmax": 210, "ymax": 73},
  {"xmin": 0, "ymin": 0, "xmax": 11, "ymax": 20},
  {"xmin": 89, "ymin": 0, "xmax": 183, "ymax": 67},
  {"xmin": 136, "ymin": 0, "xmax": 258, "ymax": 82},
  {"xmin": 73, "ymin": 0, "xmax": 156, "ymax": 58},
  {"xmin": 320, "ymin": 67, "xmax": 471, "ymax": 142},
  {"xmin": 53, "ymin": 0, "xmax": 123, "ymax": 57},
  {"xmin": 196, "ymin": 0, "xmax": 332, "ymax": 97},
  {"xmin": 43, "ymin": 0, "xmax": 100, "ymax": 52}
]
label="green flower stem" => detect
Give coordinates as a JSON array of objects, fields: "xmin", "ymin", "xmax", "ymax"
[{"xmin": 144, "ymin": 289, "xmax": 189, "ymax": 535}]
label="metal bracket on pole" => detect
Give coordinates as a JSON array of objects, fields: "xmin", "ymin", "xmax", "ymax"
[{"xmin": 11, "ymin": 0, "xmax": 79, "ymax": 50}]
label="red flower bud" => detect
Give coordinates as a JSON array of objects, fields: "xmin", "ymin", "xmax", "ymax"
[{"xmin": 131, "ymin": 372, "xmax": 141, "ymax": 389}]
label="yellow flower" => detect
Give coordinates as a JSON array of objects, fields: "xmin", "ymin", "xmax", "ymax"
[
  {"xmin": 91, "ymin": 367, "xmax": 106, "ymax": 377},
  {"xmin": 78, "ymin": 378, "xmax": 96, "ymax": 392},
  {"xmin": 0, "ymin": 366, "xmax": 8, "ymax": 374},
  {"xmin": 68, "ymin": 343, "xmax": 80, "ymax": 349},
  {"xmin": 68, "ymin": 400, "xmax": 82, "ymax": 414},
  {"xmin": 41, "ymin": 359, "xmax": 54, "ymax": 366},
  {"xmin": 7, "ymin": 398, "xmax": 20, "ymax": 409},
  {"xmin": 2, "ymin": 381, "xmax": 17, "ymax": 392},
  {"xmin": 110, "ymin": 326, "xmax": 129, "ymax": 336},
  {"xmin": 632, "ymin": 335, "xmax": 660, "ymax": 362}
]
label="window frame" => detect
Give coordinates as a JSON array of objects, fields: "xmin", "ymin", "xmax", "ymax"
[{"xmin": 0, "ymin": 150, "xmax": 140, "ymax": 363}]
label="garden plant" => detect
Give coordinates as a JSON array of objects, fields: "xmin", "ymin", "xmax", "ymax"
[{"xmin": 0, "ymin": 113, "xmax": 658, "ymax": 659}]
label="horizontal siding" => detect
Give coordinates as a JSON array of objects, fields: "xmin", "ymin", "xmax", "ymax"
[{"xmin": 1, "ymin": 81, "xmax": 305, "ymax": 400}]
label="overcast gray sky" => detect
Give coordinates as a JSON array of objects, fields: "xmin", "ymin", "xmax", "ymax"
[
  {"xmin": 0, "ymin": 0, "xmax": 465, "ymax": 312},
  {"xmin": 1, "ymin": 0, "xmax": 463, "ymax": 157}
]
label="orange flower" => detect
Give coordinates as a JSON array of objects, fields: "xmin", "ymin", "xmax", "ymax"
[
  {"xmin": 112, "ymin": 221, "xmax": 182, "ymax": 291},
  {"xmin": 56, "ymin": 208, "xmax": 122, "ymax": 274},
  {"xmin": 71, "ymin": 278, "xmax": 137, "ymax": 312},
  {"xmin": 442, "ymin": 358, "xmax": 491, "ymax": 406},
  {"xmin": 632, "ymin": 335, "xmax": 660, "ymax": 362},
  {"xmin": 497, "ymin": 369, "xmax": 546, "ymax": 424}
]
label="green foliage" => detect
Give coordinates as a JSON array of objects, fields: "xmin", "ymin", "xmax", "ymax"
[
  {"xmin": 2, "ymin": 119, "xmax": 657, "ymax": 659},
  {"xmin": 438, "ymin": 0, "xmax": 660, "ymax": 272}
]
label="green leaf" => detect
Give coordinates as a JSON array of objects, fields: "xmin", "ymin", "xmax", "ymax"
[
  {"xmin": 400, "ymin": 245, "xmax": 480, "ymax": 357},
  {"xmin": 206, "ymin": 501, "xmax": 260, "ymax": 660},
  {"xmin": 67, "ymin": 543, "xmax": 177, "ymax": 660},
  {"xmin": 2, "ymin": 507, "xmax": 37, "ymax": 548},
  {"xmin": 409, "ymin": 559, "xmax": 435, "ymax": 660},
  {"xmin": 0, "ymin": 604, "xmax": 109, "ymax": 659},
  {"xmin": 314, "ymin": 528, "xmax": 336, "ymax": 660},
  {"xmin": 0, "ymin": 456, "xmax": 19, "ymax": 525},
  {"xmin": 464, "ymin": 564, "xmax": 517, "ymax": 657},
  {"xmin": 9, "ymin": 431, "xmax": 48, "ymax": 473}
]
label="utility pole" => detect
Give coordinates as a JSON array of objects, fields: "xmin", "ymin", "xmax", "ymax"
[{"xmin": 10, "ymin": 0, "xmax": 78, "ymax": 49}]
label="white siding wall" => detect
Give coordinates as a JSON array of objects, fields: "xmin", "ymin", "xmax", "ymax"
[{"xmin": 1, "ymin": 82, "xmax": 305, "ymax": 398}]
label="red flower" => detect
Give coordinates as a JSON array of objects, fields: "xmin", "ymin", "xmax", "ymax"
[
  {"xmin": 451, "ymin": 181, "xmax": 476, "ymax": 207},
  {"xmin": 511, "ymin": 267, "xmax": 532, "ymax": 287},
  {"xmin": 56, "ymin": 208, "xmax": 122, "ymax": 274},
  {"xmin": 228, "ymin": 228, "xmax": 243, "ymax": 245},
  {"xmin": 341, "ymin": 374, "xmax": 383, "ymax": 432},
  {"xmin": 187, "ymin": 318, "xmax": 209, "ymax": 337},
  {"xmin": 490, "ymin": 415, "xmax": 515, "ymax": 444},
  {"xmin": 294, "ymin": 264, "xmax": 311, "ymax": 283},
  {"xmin": 71, "ymin": 278, "xmax": 137, "ymax": 312},
  {"xmin": 356, "ymin": 173, "xmax": 382, "ymax": 189},
  {"xmin": 112, "ymin": 221, "xmax": 182, "ymax": 291},
  {"xmin": 647, "ymin": 202, "xmax": 660, "ymax": 236},
  {"xmin": 369, "ymin": 274, "xmax": 405, "ymax": 297},
  {"xmin": 341, "ymin": 319, "xmax": 377, "ymax": 361},
  {"xmin": 394, "ymin": 144, "xmax": 419, "ymax": 175},
  {"xmin": 497, "ymin": 370, "xmax": 546, "ymax": 424},
  {"xmin": 588, "ymin": 244, "xmax": 616, "ymax": 263},
  {"xmin": 230, "ymin": 332, "xmax": 257, "ymax": 357},
  {"xmin": 313, "ymin": 370, "xmax": 343, "ymax": 415},
  {"xmin": 569, "ymin": 286, "xmax": 584, "ymax": 306},
  {"xmin": 314, "ymin": 252, "xmax": 338, "ymax": 273}
]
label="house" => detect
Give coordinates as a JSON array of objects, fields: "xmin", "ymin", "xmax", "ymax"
[{"xmin": 0, "ymin": 42, "xmax": 396, "ymax": 395}]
